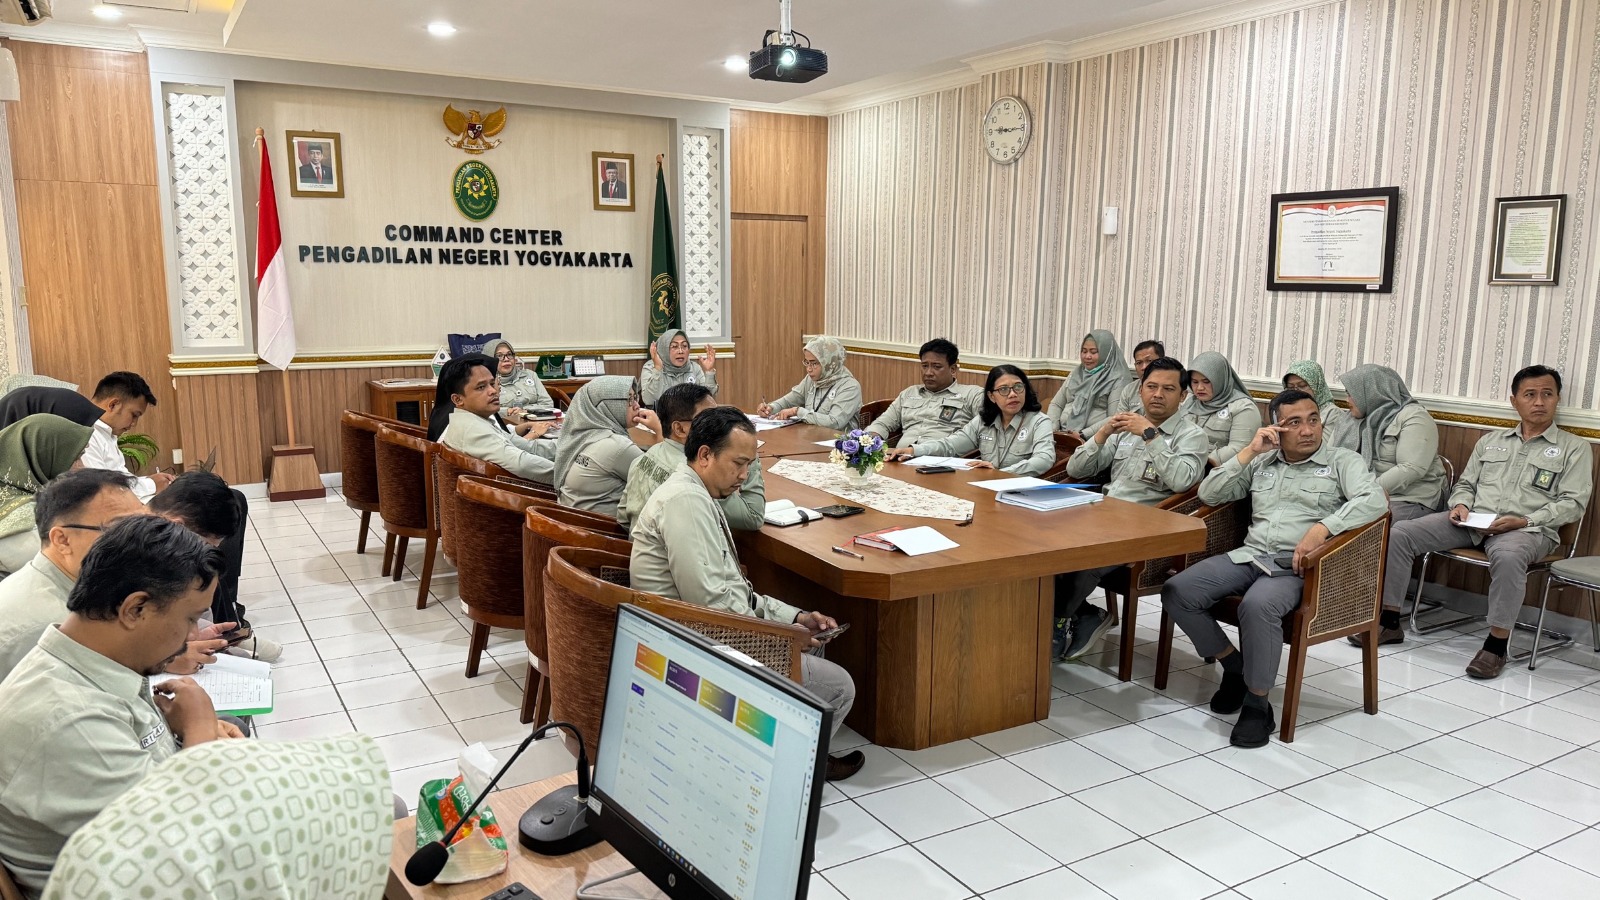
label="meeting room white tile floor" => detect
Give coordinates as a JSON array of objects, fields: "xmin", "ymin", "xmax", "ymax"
[{"xmin": 246, "ymin": 492, "xmax": 1600, "ymax": 899}]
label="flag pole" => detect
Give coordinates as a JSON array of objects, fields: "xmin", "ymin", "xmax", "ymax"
[{"xmin": 256, "ymin": 127, "xmax": 300, "ymax": 450}]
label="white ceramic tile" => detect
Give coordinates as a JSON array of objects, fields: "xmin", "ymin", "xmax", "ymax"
[
  {"xmin": 371, "ymin": 602, "xmax": 457, "ymax": 629},
  {"xmin": 916, "ymin": 820, "xmax": 1056, "ymax": 894},
  {"xmin": 1007, "ymin": 740, "xmax": 1133, "ymax": 795},
  {"xmin": 1379, "ymin": 692, "xmax": 1490, "ymax": 733},
  {"xmin": 373, "ymin": 724, "xmax": 466, "ymax": 770},
  {"xmin": 489, "ymin": 734, "xmax": 574, "ymax": 791},
  {"xmin": 996, "ymin": 795, "xmax": 1138, "ymax": 865},
  {"xmin": 971, "ymin": 722, "xmax": 1066, "ymax": 757},
  {"xmin": 1497, "ymin": 702, "xmax": 1600, "ymax": 745},
  {"xmin": 1067, "ymin": 839, "xmax": 1223, "ymax": 900},
  {"xmin": 1416, "ymin": 679, "xmax": 1535, "ymax": 717},
  {"xmin": 256, "ymin": 684, "xmax": 345, "ymax": 724},
  {"xmin": 1142, "ymin": 756, "xmax": 1274, "ymax": 814},
  {"xmin": 1070, "ymin": 776, "xmax": 1207, "ymax": 836},
  {"xmin": 245, "ymin": 603, "xmax": 303, "ymax": 629},
  {"xmin": 1489, "ymin": 768, "xmax": 1600, "ymax": 826},
  {"xmin": 292, "ymin": 594, "xmax": 373, "ymax": 620},
  {"xmin": 1236, "ymin": 859, "xmax": 1381, "ymax": 900},
  {"xmin": 1374, "ymin": 656, "xmax": 1457, "ymax": 691},
  {"xmin": 1037, "ymin": 694, "xmax": 1130, "ymax": 740},
  {"xmin": 1148, "ymin": 817, "xmax": 1298, "ymax": 888},
  {"xmin": 453, "ymin": 709, "xmax": 535, "ymax": 750},
  {"xmin": 1207, "ymin": 742, "xmax": 1334, "ymax": 790},
  {"xmin": 933, "ymin": 760, "xmax": 1062, "ymax": 818},
  {"xmin": 1077, "ymin": 648, "xmax": 1157, "ymax": 682},
  {"xmin": 983, "ymin": 867, "xmax": 1114, "ymax": 900},
  {"xmin": 1399, "ymin": 735, "xmax": 1535, "ymax": 786},
  {"xmin": 1077, "ymin": 682, "xmax": 1188, "ymax": 722},
  {"xmin": 823, "ymin": 845, "xmax": 970, "ymax": 900},
  {"xmin": 831, "ymin": 724, "xmax": 869, "ymax": 752},
  {"xmin": 400, "ymin": 638, "xmax": 478, "ymax": 671},
  {"xmin": 1541, "ymin": 686, "xmax": 1600, "ymax": 722},
  {"xmin": 831, "ymin": 744, "xmax": 927, "ymax": 798},
  {"xmin": 1136, "ymin": 707, "xmax": 1235, "ymax": 754},
  {"xmin": 1286, "ymin": 770, "xmax": 1426, "ymax": 830},
  {"xmin": 1374, "ymin": 809, "xmax": 1532, "ymax": 879},
  {"xmin": 1309, "ymin": 834, "xmax": 1470, "ymax": 900},
  {"xmin": 253, "ymin": 711, "xmax": 354, "ymax": 742},
  {"xmin": 807, "ymin": 873, "xmax": 847, "ymax": 900},
  {"xmin": 1435, "ymin": 788, "xmax": 1587, "ymax": 850},
  {"xmin": 1135, "ymin": 669, "xmax": 1222, "ymax": 709},
  {"xmin": 417, "ymin": 660, "xmax": 514, "ymax": 695},
  {"xmin": 1320, "ymin": 708, "xmax": 1441, "ymax": 751},
  {"xmin": 1050, "ymin": 661, "xmax": 1123, "ymax": 695},
  {"xmin": 386, "ymin": 618, "xmax": 472, "ymax": 649},
  {"xmin": 1303, "ymin": 668, "xmax": 1404, "ymax": 704},
  {"xmin": 347, "ymin": 696, "xmax": 449, "ymax": 738},
  {"xmin": 1540, "ymin": 828, "xmax": 1600, "ymax": 877},
  {"xmin": 1074, "ymin": 723, "xmax": 1195, "ymax": 773},
  {"xmin": 888, "ymin": 739, "xmax": 998, "ymax": 777},
  {"xmin": 854, "ymin": 779, "xmax": 986, "ymax": 843},
  {"xmin": 312, "ymin": 630, "xmax": 399, "ymax": 659},
  {"xmin": 335, "ymin": 671, "xmax": 431, "ymax": 710},
  {"xmin": 271, "ymin": 660, "xmax": 331, "ymax": 693},
  {"xmin": 1275, "ymin": 723, "xmax": 1388, "ymax": 769},
  {"xmin": 1483, "ymin": 853, "xmax": 1600, "ymax": 899},
  {"xmin": 1451, "ymin": 717, "xmax": 1578, "ymax": 765},
  {"xmin": 1346, "ymin": 753, "xmax": 1478, "ymax": 806},
  {"xmin": 436, "ymin": 679, "xmax": 523, "ymax": 722},
  {"xmin": 810, "ymin": 800, "xmax": 905, "ymax": 869},
  {"xmin": 322, "ymin": 649, "xmax": 414, "ymax": 684},
  {"xmin": 302, "ymin": 611, "xmax": 387, "ymax": 639},
  {"xmin": 1222, "ymin": 793, "xmax": 1364, "ymax": 857}
]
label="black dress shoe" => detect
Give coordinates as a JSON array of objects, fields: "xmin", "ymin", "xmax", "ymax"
[
  {"xmin": 1209, "ymin": 671, "xmax": 1248, "ymax": 715},
  {"xmin": 826, "ymin": 750, "xmax": 865, "ymax": 781},
  {"xmin": 1230, "ymin": 696, "xmax": 1275, "ymax": 748},
  {"xmin": 1348, "ymin": 627, "xmax": 1405, "ymax": 647}
]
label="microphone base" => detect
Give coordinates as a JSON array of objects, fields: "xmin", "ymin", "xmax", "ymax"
[{"xmin": 518, "ymin": 784, "xmax": 601, "ymax": 856}]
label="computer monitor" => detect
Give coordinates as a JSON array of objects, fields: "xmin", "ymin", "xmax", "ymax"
[{"xmin": 588, "ymin": 605, "xmax": 829, "ymax": 900}]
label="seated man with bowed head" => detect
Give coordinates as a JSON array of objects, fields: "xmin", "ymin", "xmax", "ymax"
[
  {"xmin": 862, "ymin": 338, "xmax": 983, "ymax": 449},
  {"xmin": 1054, "ymin": 357, "xmax": 1209, "ymax": 660},
  {"xmin": 1379, "ymin": 365, "xmax": 1592, "ymax": 677},
  {"xmin": 439, "ymin": 353, "xmax": 557, "ymax": 484},
  {"xmin": 1161, "ymin": 390, "xmax": 1386, "ymax": 748},
  {"xmin": 0, "ymin": 516, "xmax": 241, "ymax": 898},
  {"xmin": 80, "ymin": 372, "xmax": 173, "ymax": 501},
  {"xmin": 629, "ymin": 407, "xmax": 863, "ymax": 782},
  {"xmin": 616, "ymin": 384, "xmax": 764, "ymax": 533}
]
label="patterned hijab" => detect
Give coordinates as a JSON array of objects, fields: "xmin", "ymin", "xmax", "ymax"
[
  {"xmin": 491, "ymin": 339, "xmax": 527, "ymax": 387},
  {"xmin": 804, "ymin": 336, "xmax": 852, "ymax": 392},
  {"xmin": 1060, "ymin": 330, "xmax": 1135, "ymax": 431},
  {"xmin": 1341, "ymin": 363, "xmax": 1418, "ymax": 464},
  {"xmin": 1283, "ymin": 360, "xmax": 1335, "ymax": 407},
  {"xmin": 43, "ymin": 735, "xmax": 393, "ymax": 900},
  {"xmin": 552, "ymin": 375, "xmax": 635, "ymax": 487},
  {"xmin": 654, "ymin": 329, "xmax": 694, "ymax": 378},
  {"xmin": 1187, "ymin": 351, "xmax": 1251, "ymax": 413},
  {"xmin": 0, "ymin": 414, "xmax": 94, "ymax": 524}
]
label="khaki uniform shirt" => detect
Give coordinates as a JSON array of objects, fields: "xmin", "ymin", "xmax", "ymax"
[
  {"xmin": 0, "ymin": 552, "xmax": 74, "ymax": 683},
  {"xmin": 498, "ymin": 370, "xmax": 555, "ymax": 412},
  {"xmin": 865, "ymin": 382, "xmax": 984, "ymax": 449},
  {"xmin": 1366, "ymin": 404, "xmax": 1447, "ymax": 508},
  {"xmin": 630, "ymin": 468, "xmax": 801, "ymax": 624},
  {"xmin": 913, "ymin": 411, "xmax": 1057, "ymax": 476},
  {"xmin": 1185, "ymin": 396, "xmax": 1264, "ymax": 466},
  {"xmin": 639, "ymin": 363, "xmax": 719, "ymax": 406},
  {"xmin": 558, "ymin": 433, "xmax": 643, "ymax": 519},
  {"xmin": 617, "ymin": 439, "xmax": 765, "ymax": 533},
  {"xmin": 772, "ymin": 377, "xmax": 864, "ymax": 431},
  {"xmin": 1449, "ymin": 424, "xmax": 1593, "ymax": 546},
  {"xmin": 1085, "ymin": 379, "xmax": 1143, "ymax": 436},
  {"xmin": 0, "ymin": 627, "xmax": 177, "ymax": 897},
  {"xmin": 441, "ymin": 407, "xmax": 556, "ymax": 484},
  {"xmin": 1200, "ymin": 443, "xmax": 1388, "ymax": 564},
  {"xmin": 1321, "ymin": 402, "xmax": 1359, "ymax": 453},
  {"xmin": 1067, "ymin": 415, "xmax": 1209, "ymax": 505}
]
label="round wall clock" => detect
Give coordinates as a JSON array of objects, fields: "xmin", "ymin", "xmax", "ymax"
[{"xmin": 983, "ymin": 96, "xmax": 1032, "ymax": 164}]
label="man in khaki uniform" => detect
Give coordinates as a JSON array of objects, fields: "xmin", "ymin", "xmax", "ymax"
[
  {"xmin": 1087, "ymin": 339, "xmax": 1166, "ymax": 436},
  {"xmin": 1055, "ymin": 357, "xmax": 1209, "ymax": 659},
  {"xmin": 1380, "ymin": 365, "xmax": 1593, "ymax": 679},
  {"xmin": 1162, "ymin": 390, "xmax": 1387, "ymax": 748},
  {"xmin": 0, "ymin": 516, "xmax": 237, "ymax": 897},
  {"xmin": 630, "ymin": 407, "xmax": 862, "ymax": 781},
  {"xmin": 863, "ymin": 338, "xmax": 983, "ymax": 448},
  {"xmin": 617, "ymin": 384, "xmax": 764, "ymax": 532}
]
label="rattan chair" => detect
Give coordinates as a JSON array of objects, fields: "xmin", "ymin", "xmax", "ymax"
[
  {"xmin": 435, "ymin": 444, "xmax": 510, "ymax": 565},
  {"xmin": 1153, "ymin": 512, "xmax": 1391, "ymax": 742},
  {"xmin": 543, "ymin": 547, "xmax": 809, "ymax": 758},
  {"xmin": 373, "ymin": 425, "xmax": 439, "ymax": 609},
  {"xmin": 520, "ymin": 508, "xmax": 633, "ymax": 725},
  {"xmin": 338, "ymin": 411, "xmax": 386, "ymax": 554},
  {"xmin": 547, "ymin": 387, "xmax": 571, "ymax": 411},
  {"xmin": 1041, "ymin": 431, "xmax": 1087, "ymax": 482},
  {"xmin": 857, "ymin": 399, "xmax": 893, "ymax": 432},
  {"xmin": 491, "ymin": 473, "xmax": 559, "ymax": 501},
  {"xmin": 454, "ymin": 477, "xmax": 543, "ymax": 678}
]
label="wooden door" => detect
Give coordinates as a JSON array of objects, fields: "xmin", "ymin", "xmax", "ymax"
[{"xmin": 728, "ymin": 216, "xmax": 809, "ymax": 411}]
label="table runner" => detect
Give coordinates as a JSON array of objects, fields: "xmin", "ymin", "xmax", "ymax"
[{"xmin": 769, "ymin": 459, "xmax": 975, "ymax": 522}]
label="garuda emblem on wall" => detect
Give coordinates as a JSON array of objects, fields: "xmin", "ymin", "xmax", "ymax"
[{"xmin": 443, "ymin": 104, "xmax": 507, "ymax": 153}]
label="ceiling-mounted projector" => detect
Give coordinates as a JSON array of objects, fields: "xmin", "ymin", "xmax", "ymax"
[{"xmin": 748, "ymin": 0, "xmax": 827, "ymax": 83}]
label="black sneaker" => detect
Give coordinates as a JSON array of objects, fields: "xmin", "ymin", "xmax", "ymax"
[
  {"xmin": 1209, "ymin": 671, "xmax": 1249, "ymax": 715},
  {"xmin": 1050, "ymin": 617, "xmax": 1071, "ymax": 662},
  {"xmin": 1064, "ymin": 608, "xmax": 1113, "ymax": 660},
  {"xmin": 1230, "ymin": 695, "xmax": 1275, "ymax": 748}
]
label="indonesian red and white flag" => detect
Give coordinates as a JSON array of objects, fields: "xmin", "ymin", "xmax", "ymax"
[{"xmin": 255, "ymin": 135, "xmax": 297, "ymax": 371}]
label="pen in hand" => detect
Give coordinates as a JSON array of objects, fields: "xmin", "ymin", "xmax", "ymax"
[{"xmin": 831, "ymin": 546, "xmax": 865, "ymax": 560}]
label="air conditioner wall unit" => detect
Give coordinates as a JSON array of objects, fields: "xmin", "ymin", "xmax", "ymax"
[{"xmin": 0, "ymin": 0, "xmax": 53, "ymax": 27}]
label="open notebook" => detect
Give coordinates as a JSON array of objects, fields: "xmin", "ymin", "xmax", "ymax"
[{"xmin": 151, "ymin": 654, "xmax": 274, "ymax": 716}]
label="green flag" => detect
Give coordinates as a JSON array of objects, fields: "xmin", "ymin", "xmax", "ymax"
[{"xmin": 647, "ymin": 158, "xmax": 681, "ymax": 344}]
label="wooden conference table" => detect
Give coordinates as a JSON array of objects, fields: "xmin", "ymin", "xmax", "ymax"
[{"xmin": 736, "ymin": 423, "xmax": 1208, "ymax": 750}]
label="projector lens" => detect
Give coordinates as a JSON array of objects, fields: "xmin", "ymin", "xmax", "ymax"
[{"xmin": 780, "ymin": 49, "xmax": 796, "ymax": 67}]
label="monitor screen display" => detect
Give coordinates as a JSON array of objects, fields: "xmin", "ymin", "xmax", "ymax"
[{"xmin": 590, "ymin": 606, "xmax": 828, "ymax": 900}]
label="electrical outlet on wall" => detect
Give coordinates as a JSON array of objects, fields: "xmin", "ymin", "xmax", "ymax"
[{"xmin": 172, "ymin": 449, "xmax": 184, "ymax": 466}]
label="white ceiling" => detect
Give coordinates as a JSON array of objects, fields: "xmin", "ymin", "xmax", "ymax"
[{"xmin": 10, "ymin": 0, "xmax": 1263, "ymax": 109}]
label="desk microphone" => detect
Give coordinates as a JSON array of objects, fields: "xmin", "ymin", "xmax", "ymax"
[{"xmin": 404, "ymin": 720, "xmax": 593, "ymax": 886}]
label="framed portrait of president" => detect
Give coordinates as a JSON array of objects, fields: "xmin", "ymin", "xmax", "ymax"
[
  {"xmin": 286, "ymin": 131, "xmax": 344, "ymax": 199},
  {"xmin": 592, "ymin": 151, "xmax": 634, "ymax": 211}
]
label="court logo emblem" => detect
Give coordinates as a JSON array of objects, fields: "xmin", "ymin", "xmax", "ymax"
[{"xmin": 453, "ymin": 161, "xmax": 499, "ymax": 221}]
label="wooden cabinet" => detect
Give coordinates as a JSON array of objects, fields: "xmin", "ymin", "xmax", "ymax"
[{"xmin": 367, "ymin": 377, "xmax": 596, "ymax": 425}]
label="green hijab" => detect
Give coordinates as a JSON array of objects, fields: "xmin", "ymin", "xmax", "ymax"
[
  {"xmin": 44, "ymin": 735, "xmax": 392, "ymax": 900},
  {"xmin": 1283, "ymin": 360, "xmax": 1335, "ymax": 407},
  {"xmin": 1060, "ymin": 329, "xmax": 1134, "ymax": 431},
  {"xmin": 552, "ymin": 375, "xmax": 636, "ymax": 488},
  {"xmin": 0, "ymin": 414, "xmax": 94, "ymax": 523},
  {"xmin": 1341, "ymin": 363, "xmax": 1418, "ymax": 464},
  {"xmin": 1187, "ymin": 351, "xmax": 1251, "ymax": 413},
  {"xmin": 654, "ymin": 329, "xmax": 694, "ymax": 378}
]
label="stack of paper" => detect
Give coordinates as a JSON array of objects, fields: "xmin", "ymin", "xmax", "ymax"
[
  {"xmin": 902, "ymin": 456, "xmax": 978, "ymax": 469},
  {"xmin": 996, "ymin": 485, "xmax": 1104, "ymax": 511},
  {"xmin": 764, "ymin": 499, "xmax": 822, "ymax": 527},
  {"xmin": 879, "ymin": 526, "xmax": 959, "ymax": 556},
  {"xmin": 152, "ymin": 654, "xmax": 274, "ymax": 716},
  {"xmin": 971, "ymin": 476, "xmax": 1055, "ymax": 492},
  {"xmin": 748, "ymin": 415, "xmax": 799, "ymax": 431},
  {"xmin": 1457, "ymin": 512, "xmax": 1498, "ymax": 530}
]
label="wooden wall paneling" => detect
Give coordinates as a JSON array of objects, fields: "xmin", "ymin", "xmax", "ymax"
[
  {"xmin": 4, "ymin": 41, "xmax": 156, "ymax": 187},
  {"xmin": 259, "ymin": 366, "xmax": 431, "ymax": 474},
  {"xmin": 174, "ymin": 374, "xmax": 265, "ymax": 484},
  {"xmin": 730, "ymin": 217, "xmax": 810, "ymax": 412}
]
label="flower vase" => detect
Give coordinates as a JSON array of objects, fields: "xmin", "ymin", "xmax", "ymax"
[{"xmin": 844, "ymin": 469, "xmax": 876, "ymax": 488}]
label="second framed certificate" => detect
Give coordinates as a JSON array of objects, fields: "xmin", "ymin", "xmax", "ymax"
[{"xmin": 1267, "ymin": 186, "xmax": 1400, "ymax": 293}]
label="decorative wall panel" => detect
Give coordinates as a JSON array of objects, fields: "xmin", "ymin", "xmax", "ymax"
[
  {"xmin": 680, "ymin": 128, "xmax": 724, "ymax": 337},
  {"xmin": 164, "ymin": 87, "xmax": 244, "ymax": 346}
]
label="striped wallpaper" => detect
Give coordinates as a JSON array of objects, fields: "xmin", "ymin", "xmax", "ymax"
[{"xmin": 825, "ymin": 0, "xmax": 1600, "ymax": 409}]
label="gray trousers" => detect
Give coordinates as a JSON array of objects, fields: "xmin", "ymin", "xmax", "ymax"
[
  {"xmin": 1390, "ymin": 500, "xmax": 1439, "ymax": 523},
  {"xmin": 1055, "ymin": 565, "xmax": 1120, "ymax": 620},
  {"xmin": 1383, "ymin": 511, "xmax": 1554, "ymax": 630},
  {"xmin": 802, "ymin": 653, "xmax": 856, "ymax": 751},
  {"xmin": 1161, "ymin": 555, "xmax": 1303, "ymax": 694}
]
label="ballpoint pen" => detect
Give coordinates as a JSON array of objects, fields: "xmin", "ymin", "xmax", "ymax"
[{"xmin": 831, "ymin": 546, "xmax": 865, "ymax": 560}]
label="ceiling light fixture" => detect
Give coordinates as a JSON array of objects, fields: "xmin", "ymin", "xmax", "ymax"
[
  {"xmin": 91, "ymin": 4, "xmax": 122, "ymax": 20},
  {"xmin": 427, "ymin": 21, "xmax": 456, "ymax": 37},
  {"xmin": 723, "ymin": 56, "xmax": 746, "ymax": 72}
]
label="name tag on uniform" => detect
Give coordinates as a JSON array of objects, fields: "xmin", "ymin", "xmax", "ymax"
[
  {"xmin": 1218, "ymin": 409, "xmax": 1230, "ymax": 420},
  {"xmin": 1544, "ymin": 446, "xmax": 1560, "ymax": 458},
  {"xmin": 1018, "ymin": 429, "xmax": 1031, "ymax": 441},
  {"xmin": 1139, "ymin": 461, "xmax": 1160, "ymax": 484},
  {"xmin": 1532, "ymin": 468, "xmax": 1556, "ymax": 491},
  {"xmin": 1315, "ymin": 466, "xmax": 1331, "ymax": 477},
  {"xmin": 939, "ymin": 406, "xmax": 957, "ymax": 422},
  {"xmin": 139, "ymin": 722, "xmax": 167, "ymax": 749}
]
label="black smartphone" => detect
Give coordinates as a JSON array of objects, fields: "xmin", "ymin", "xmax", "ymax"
[
  {"xmin": 814, "ymin": 623, "xmax": 851, "ymax": 643},
  {"xmin": 222, "ymin": 627, "xmax": 252, "ymax": 647},
  {"xmin": 917, "ymin": 465, "xmax": 957, "ymax": 474},
  {"xmin": 815, "ymin": 504, "xmax": 865, "ymax": 518}
]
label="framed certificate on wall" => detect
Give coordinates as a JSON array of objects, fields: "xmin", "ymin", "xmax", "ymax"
[
  {"xmin": 1489, "ymin": 194, "xmax": 1565, "ymax": 286},
  {"xmin": 1266, "ymin": 186, "xmax": 1400, "ymax": 293}
]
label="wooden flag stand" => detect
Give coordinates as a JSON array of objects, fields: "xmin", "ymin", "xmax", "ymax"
[{"xmin": 267, "ymin": 366, "xmax": 324, "ymax": 501}]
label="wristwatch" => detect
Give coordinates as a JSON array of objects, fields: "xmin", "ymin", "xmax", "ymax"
[{"xmin": 1142, "ymin": 426, "xmax": 1158, "ymax": 441}]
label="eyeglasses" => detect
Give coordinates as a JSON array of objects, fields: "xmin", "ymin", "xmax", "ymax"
[
  {"xmin": 802, "ymin": 359, "xmax": 821, "ymax": 369},
  {"xmin": 494, "ymin": 352, "xmax": 516, "ymax": 360},
  {"xmin": 991, "ymin": 384, "xmax": 1026, "ymax": 396}
]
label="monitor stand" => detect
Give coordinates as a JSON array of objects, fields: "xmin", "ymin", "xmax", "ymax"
[{"xmin": 576, "ymin": 866, "xmax": 654, "ymax": 899}]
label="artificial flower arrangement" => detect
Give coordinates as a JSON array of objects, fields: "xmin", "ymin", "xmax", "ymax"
[{"xmin": 830, "ymin": 429, "xmax": 886, "ymax": 476}]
